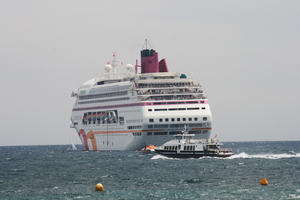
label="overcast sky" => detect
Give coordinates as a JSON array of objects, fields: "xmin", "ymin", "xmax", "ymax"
[{"xmin": 0, "ymin": 0, "xmax": 299, "ymax": 146}]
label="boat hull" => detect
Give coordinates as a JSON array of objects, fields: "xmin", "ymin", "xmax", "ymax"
[{"xmin": 155, "ymin": 149, "xmax": 233, "ymax": 158}]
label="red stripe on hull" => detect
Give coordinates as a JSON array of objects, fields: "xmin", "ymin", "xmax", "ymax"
[{"xmin": 78, "ymin": 129, "xmax": 89, "ymax": 150}]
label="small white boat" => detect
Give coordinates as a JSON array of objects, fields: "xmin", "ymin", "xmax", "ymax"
[
  {"xmin": 71, "ymin": 142, "xmax": 77, "ymax": 151},
  {"xmin": 155, "ymin": 130, "xmax": 233, "ymax": 158}
]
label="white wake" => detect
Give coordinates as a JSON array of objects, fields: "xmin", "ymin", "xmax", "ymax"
[
  {"xmin": 151, "ymin": 152, "xmax": 300, "ymax": 160},
  {"xmin": 226, "ymin": 152, "xmax": 300, "ymax": 159},
  {"xmin": 151, "ymin": 154, "xmax": 175, "ymax": 160}
]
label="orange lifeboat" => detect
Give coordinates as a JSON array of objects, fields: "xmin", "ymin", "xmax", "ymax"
[
  {"xmin": 141, "ymin": 144, "xmax": 157, "ymax": 153},
  {"xmin": 260, "ymin": 177, "xmax": 269, "ymax": 185}
]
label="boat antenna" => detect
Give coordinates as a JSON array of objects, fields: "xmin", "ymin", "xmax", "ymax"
[{"xmin": 143, "ymin": 39, "xmax": 152, "ymax": 49}]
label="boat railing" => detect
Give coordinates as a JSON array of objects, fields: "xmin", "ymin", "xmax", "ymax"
[{"xmin": 139, "ymin": 95, "xmax": 203, "ymax": 101}]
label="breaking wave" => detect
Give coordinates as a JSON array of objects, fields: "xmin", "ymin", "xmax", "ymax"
[
  {"xmin": 151, "ymin": 154, "xmax": 175, "ymax": 160},
  {"xmin": 227, "ymin": 152, "xmax": 300, "ymax": 159}
]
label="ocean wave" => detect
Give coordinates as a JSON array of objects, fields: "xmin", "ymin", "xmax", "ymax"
[
  {"xmin": 227, "ymin": 152, "xmax": 300, "ymax": 159},
  {"xmin": 151, "ymin": 154, "xmax": 174, "ymax": 160}
]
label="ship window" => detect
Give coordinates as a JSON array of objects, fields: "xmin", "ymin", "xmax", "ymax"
[
  {"xmin": 119, "ymin": 117, "xmax": 124, "ymax": 125},
  {"xmin": 188, "ymin": 123, "xmax": 202, "ymax": 128},
  {"xmin": 171, "ymin": 118, "xmax": 175, "ymax": 122},
  {"xmin": 148, "ymin": 109, "xmax": 152, "ymax": 111},
  {"xmin": 203, "ymin": 117, "xmax": 207, "ymax": 121},
  {"xmin": 154, "ymin": 124, "xmax": 168, "ymax": 128},
  {"xmin": 177, "ymin": 118, "xmax": 180, "ymax": 121},
  {"xmin": 168, "ymin": 108, "xmax": 177, "ymax": 111},
  {"xmin": 203, "ymin": 130, "xmax": 208, "ymax": 133},
  {"xmin": 128, "ymin": 126, "xmax": 142, "ymax": 130},
  {"xmin": 194, "ymin": 117, "xmax": 198, "ymax": 121},
  {"xmin": 154, "ymin": 132, "xmax": 167, "ymax": 135},
  {"xmin": 183, "ymin": 118, "xmax": 186, "ymax": 121},
  {"xmin": 155, "ymin": 109, "xmax": 167, "ymax": 111},
  {"xmin": 149, "ymin": 119, "xmax": 154, "ymax": 123},
  {"xmin": 159, "ymin": 118, "xmax": 163, "ymax": 122},
  {"xmin": 189, "ymin": 131, "xmax": 198, "ymax": 134},
  {"xmin": 78, "ymin": 97, "xmax": 130, "ymax": 104},
  {"xmin": 78, "ymin": 91, "xmax": 128, "ymax": 100},
  {"xmin": 188, "ymin": 118, "xmax": 192, "ymax": 121},
  {"xmin": 186, "ymin": 101, "xmax": 198, "ymax": 104},
  {"xmin": 200, "ymin": 101, "xmax": 205, "ymax": 103},
  {"xmin": 169, "ymin": 131, "xmax": 180, "ymax": 135},
  {"xmin": 148, "ymin": 125, "xmax": 153, "ymax": 128},
  {"xmin": 202, "ymin": 107, "xmax": 206, "ymax": 110},
  {"xmin": 132, "ymin": 132, "xmax": 142, "ymax": 136},
  {"xmin": 178, "ymin": 108, "xmax": 186, "ymax": 110},
  {"xmin": 170, "ymin": 124, "xmax": 185, "ymax": 128},
  {"xmin": 187, "ymin": 107, "xmax": 200, "ymax": 110},
  {"xmin": 154, "ymin": 102, "xmax": 166, "ymax": 105},
  {"xmin": 147, "ymin": 132, "xmax": 152, "ymax": 136},
  {"xmin": 165, "ymin": 118, "xmax": 169, "ymax": 122}
]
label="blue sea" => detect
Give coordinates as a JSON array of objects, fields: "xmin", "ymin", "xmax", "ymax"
[{"xmin": 1, "ymin": 141, "xmax": 300, "ymax": 200}]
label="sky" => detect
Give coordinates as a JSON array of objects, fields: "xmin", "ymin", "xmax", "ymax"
[{"xmin": 0, "ymin": 0, "xmax": 299, "ymax": 146}]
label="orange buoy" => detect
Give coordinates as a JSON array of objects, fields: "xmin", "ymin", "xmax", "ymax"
[
  {"xmin": 260, "ymin": 177, "xmax": 269, "ymax": 185},
  {"xmin": 95, "ymin": 183, "xmax": 104, "ymax": 191}
]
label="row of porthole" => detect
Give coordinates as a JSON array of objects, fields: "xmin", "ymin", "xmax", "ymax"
[
  {"xmin": 149, "ymin": 117, "xmax": 207, "ymax": 123},
  {"xmin": 145, "ymin": 130, "xmax": 209, "ymax": 136},
  {"xmin": 132, "ymin": 130, "xmax": 210, "ymax": 136},
  {"xmin": 148, "ymin": 107, "xmax": 205, "ymax": 112}
]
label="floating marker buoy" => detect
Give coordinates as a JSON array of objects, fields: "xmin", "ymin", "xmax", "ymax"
[
  {"xmin": 95, "ymin": 183, "xmax": 104, "ymax": 191},
  {"xmin": 260, "ymin": 177, "xmax": 268, "ymax": 185}
]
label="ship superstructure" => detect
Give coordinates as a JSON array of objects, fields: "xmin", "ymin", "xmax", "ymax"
[{"xmin": 70, "ymin": 46, "xmax": 212, "ymax": 151}]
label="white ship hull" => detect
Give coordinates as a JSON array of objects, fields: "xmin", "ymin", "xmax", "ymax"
[
  {"xmin": 71, "ymin": 46, "xmax": 212, "ymax": 151},
  {"xmin": 72, "ymin": 99, "xmax": 212, "ymax": 151}
]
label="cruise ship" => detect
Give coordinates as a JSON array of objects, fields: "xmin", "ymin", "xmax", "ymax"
[{"xmin": 70, "ymin": 45, "xmax": 212, "ymax": 151}]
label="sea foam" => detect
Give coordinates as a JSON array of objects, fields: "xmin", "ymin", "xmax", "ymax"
[
  {"xmin": 227, "ymin": 152, "xmax": 300, "ymax": 159},
  {"xmin": 151, "ymin": 152, "xmax": 300, "ymax": 160}
]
